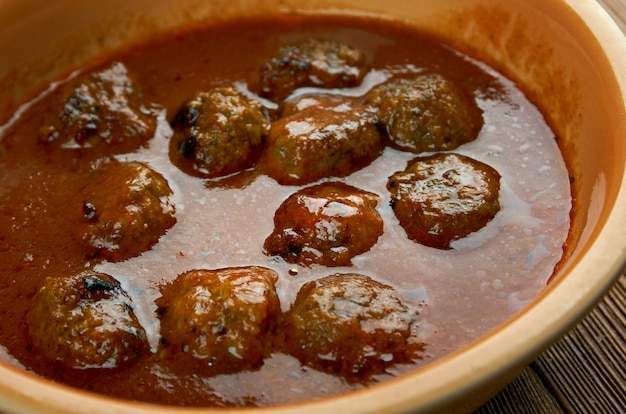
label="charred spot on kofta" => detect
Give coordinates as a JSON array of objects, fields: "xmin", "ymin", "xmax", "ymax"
[
  {"xmin": 169, "ymin": 87, "xmax": 270, "ymax": 179},
  {"xmin": 26, "ymin": 270, "xmax": 148, "ymax": 369},
  {"xmin": 38, "ymin": 62, "xmax": 158, "ymax": 155},
  {"xmin": 264, "ymin": 182, "xmax": 384, "ymax": 267},
  {"xmin": 75, "ymin": 160, "xmax": 176, "ymax": 262},
  {"xmin": 259, "ymin": 38, "xmax": 368, "ymax": 102}
]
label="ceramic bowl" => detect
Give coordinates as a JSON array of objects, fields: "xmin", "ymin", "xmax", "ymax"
[{"xmin": 0, "ymin": 0, "xmax": 624, "ymax": 413}]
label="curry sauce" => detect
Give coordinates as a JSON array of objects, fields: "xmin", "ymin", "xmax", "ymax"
[{"xmin": 0, "ymin": 14, "xmax": 571, "ymax": 407}]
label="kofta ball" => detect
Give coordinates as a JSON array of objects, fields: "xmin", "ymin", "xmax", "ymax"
[
  {"xmin": 281, "ymin": 273, "xmax": 422, "ymax": 378},
  {"xmin": 387, "ymin": 153, "xmax": 501, "ymax": 249},
  {"xmin": 259, "ymin": 38, "xmax": 368, "ymax": 102},
  {"xmin": 76, "ymin": 160, "xmax": 176, "ymax": 262},
  {"xmin": 169, "ymin": 87, "xmax": 270, "ymax": 179},
  {"xmin": 27, "ymin": 270, "xmax": 148, "ymax": 369},
  {"xmin": 367, "ymin": 73, "xmax": 483, "ymax": 153},
  {"xmin": 157, "ymin": 266, "xmax": 281, "ymax": 374},
  {"xmin": 39, "ymin": 62, "xmax": 158, "ymax": 154},
  {"xmin": 264, "ymin": 182, "xmax": 384, "ymax": 267},
  {"xmin": 261, "ymin": 94, "xmax": 383, "ymax": 185}
]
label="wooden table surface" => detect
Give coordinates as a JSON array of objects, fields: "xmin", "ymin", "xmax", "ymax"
[{"xmin": 476, "ymin": 1, "xmax": 626, "ymax": 412}]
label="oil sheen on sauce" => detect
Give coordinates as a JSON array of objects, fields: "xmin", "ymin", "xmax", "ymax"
[{"xmin": 0, "ymin": 14, "xmax": 571, "ymax": 407}]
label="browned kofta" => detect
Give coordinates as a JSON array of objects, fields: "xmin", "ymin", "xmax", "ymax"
[
  {"xmin": 387, "ymin": 153, "xmax": 501, "ymax": 249},
  {"xmin": 261, "ymin": 94, "xmax": 383, "ymax": 185},
  {"xmin": 366, "ymin": 73, "xmax": 483, "ymax": 153},
  {"xmin": 264, "ymin": 182, "xmax": 384, "ymax": 267},
  {"xmin": 157, "ymin": 266, "xmax": 281, "ymax": 374},
  {"xmin": 169, "ymin": 87, "xmax": 270, "ymax": 179},
  {"xmin": 75, "ymin": 160, "xmax": 176, "ymax": 262},
  {"xmin": 27, "ymin": 270, "xmax": 148, "ymax": 369},
  {"xmin": 259, "ymin": 38, "xmax": 368, "ymax": 102},
  {"xmin": 281, "ymin": 273, "xmax": 422, "ymax": 379},
  {"xmin": 38, "ymin": 62, "xmax": 158, "ymax": 154}
]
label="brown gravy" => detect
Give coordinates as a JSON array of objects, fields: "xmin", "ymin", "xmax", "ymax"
[{"xmin": 0, "ymin": 14, "xmax": 571, "ymax": 407}]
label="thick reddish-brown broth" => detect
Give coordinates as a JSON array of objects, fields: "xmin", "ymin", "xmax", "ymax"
[{"xmin": 0, "ymin": 14, "xmax": 571, "ymax": 407}]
